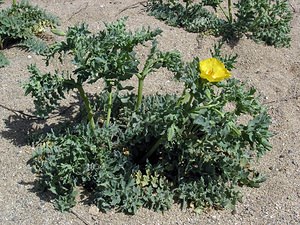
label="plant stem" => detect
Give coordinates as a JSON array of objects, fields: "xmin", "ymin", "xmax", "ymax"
[
  {"xmin": 190, "ymin": 102, "xmax": 220, "ymax": 113},
  {"xmin": 187, "ymin": 93, "xmax": 194, "ymax": 106},
  {"xmin": 105, "ymin": 86, "xmax": 113, "ymax": 127},
  {"xmin": 140, "ymin": 136, "xmax": 164, "ymax": 163},
  {"xmin": 185, "ymin": 0, "xmax": 190, "ymax": 9},
  {"xmin": 77, "ymin": 84, "xmax": 95, "ymax": 131},
  {"xmin": 135, "ymin": 78, "xmax": 144, "ymax": 111},
  {"xmin": 218, "ymin": 0, "xmax": 233, "ymax": 23},
  {"xmin": 228, "ymin": 0, "xmax": 233, "ymax": 23},
  {"xmin": 12, "ymin": 0, "xmax": 16, "ymax": 6},
  {"xmin": 0, "ymin": 37, "xmax": 3, "ymax": 50}
]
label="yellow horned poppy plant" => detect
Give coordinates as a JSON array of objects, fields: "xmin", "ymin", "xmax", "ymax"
[{"xmin": 199, "ymin": 58, "xmax": 231, "ymax": 82}]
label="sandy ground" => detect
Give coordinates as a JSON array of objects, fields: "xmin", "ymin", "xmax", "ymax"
[{"xmin": 0, "ymin": 0, "xmax": 300, "ymax": 224}]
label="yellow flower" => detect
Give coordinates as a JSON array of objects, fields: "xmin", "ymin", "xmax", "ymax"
[{"xmin": 199, "ymin": 58, "xmax": 231, "ymax": 82}]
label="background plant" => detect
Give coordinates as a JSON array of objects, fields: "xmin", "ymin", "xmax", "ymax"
[
  {"xmin": 0, "ymin": 0, "xmax": 60, "ymax": 67},
  {"xmin": 25, "ymin": 19, "xmax": 272, "ymax": 214},
  {"xmin": 147, "ymin": 0, "xmax": 292, "ymax": 47}
]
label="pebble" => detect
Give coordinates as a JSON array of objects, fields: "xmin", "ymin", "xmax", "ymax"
[{"xmin": 88, "ymin": 205, "xmax": 99, "ymax": 216}]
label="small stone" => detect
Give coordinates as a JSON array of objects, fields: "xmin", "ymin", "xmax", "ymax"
[
  {"xmin": 88, "ymin": 205, "xmax": 99, "ymax": 216},
  {"xmin": 28, "ymin": 55, "xmax": 32, "ymax": 59},
  {"xmin": 269, "ymin": 166, "xmax": 273, "ymax": 170}
]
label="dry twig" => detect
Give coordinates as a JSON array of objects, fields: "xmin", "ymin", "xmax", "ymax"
[
  {"xmin": 68, "ymin": 2, "xmax": 89, "ymax": 21},
  {"xmin": 117, "ymin": 1, "xmax": 148, "ymax": 16}
]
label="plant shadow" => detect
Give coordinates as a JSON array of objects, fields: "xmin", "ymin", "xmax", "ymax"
[
  {"xmin": 18, "ymin": 179, "xmax": 55, "ymax": 204},
  {"xmin": 0, "ymin": 101, "xmax": 81, "ymax": 147},
  {"xmin": 222, "ymin": 35, "xmax": 241, "ymax": 49},
  {"xmin": 18, "ymin": 179, "xmax": 95, "ymax": 211}
]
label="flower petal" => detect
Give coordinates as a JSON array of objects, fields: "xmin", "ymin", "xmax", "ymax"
[{"xmin": 199, "ymin": 58, "xmax": 231, "ymax": 82}]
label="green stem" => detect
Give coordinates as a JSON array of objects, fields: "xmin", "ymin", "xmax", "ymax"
[
  {"xmin": 77, "ymin": 84, "xmax": 95, "ymax": 131},
  {"xmin": 187, "ymin": 93, "xmax": 194, "ymax": 106},
  {"xmin": 185, "ymin": 1, "xmax": 190, "ymax": 9},
  {"xmin": 213, "ymin": 108, "xmax": 224, "ymax": 117},
  {"xmin": 0, "ymin": 37, "xmax": 3, "ymax": 50},
  {"xmin": 105, "ymin": 86, "xmax": 113, "ymax": 127},
  {"xmin": 140, "ymin": 136, "xmax": 164, "ymax": 163},
  {"xmin": 12, "ymin": 0, "xmax": 16, "ymax": 6},
  {"xmin": 228, "ymin": 0, "xmax": 233, "ymax": 23},
  {"xmin": 191, "ymin": 102, "xmax": 220, "ymax": 113},
  {"xmin": 135, "ymin": 78, "xmax": 144, "ymax": 111},
  {"xmin": 176, "ymin": 87, "xmax": 186, "ymax": 107},
  {"xmin": 219, "ymin": 5, "xmax": 231, "ymax": 23}
]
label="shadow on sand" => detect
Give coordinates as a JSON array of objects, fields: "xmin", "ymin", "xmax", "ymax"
[{"xmin": 0, "ymin": 102, "xmax": 81, "ymax": 147}]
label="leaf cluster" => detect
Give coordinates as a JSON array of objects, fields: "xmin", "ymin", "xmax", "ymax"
[
  {"xmin": 210, "ymin": 41, "xmax": 237, "ymax": 71},
  {"xmin": 24, "ymin": 19, "xmax": 179, "ymax": 122},
  {"xmin": 235, "ymin": 0, "xmax": 292, "ymax": 47},
  {"xmin": 29, "ymin": 124, "xmax": 174, "ymax": 213},
  {"xmin": 147, "ymin": 0, "xmax": 222, "ymax": 34},
  {"xmin": 147, "ymin": 0, "xmax": 292, "ymax": 47},
  {"xmin": 0, "ymin": 0, "xmax": 60, "ymax": 65},
  {"xmin": 23, "ymin": 65, "xmax": 71, "ymax": 118},
  {"xmin": 29, "ymin": 76, "xmax": 271, "ymax": 213},
  {"xmin": 45, "ymin": 19, "xmax": 161, "ymax": 84}
]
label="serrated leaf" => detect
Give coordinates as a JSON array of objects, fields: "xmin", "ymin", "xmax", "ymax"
[{"xmin": 167, "ymin": 123, "xmax": 177, "ymax": 142}]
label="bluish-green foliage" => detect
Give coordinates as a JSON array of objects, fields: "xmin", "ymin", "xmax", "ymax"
[
  {"xmin": 0, "ymin": 0, "xmax": 60, "ymax": 66},
  {"xmin": 147, "ymin": 0, "xmax": 292, "ymax": 47},
  {"xmin": 0, "ymin": 0, "xmax": 59, "ymax": 46},
  {"xmin": 26, "ymin": 19, "xmax": 272, "ymax": 214},
  {"xmin": 235, "ymin": 0, "xmax": 292, "ymax": 47},
  {"xmin": 0, "ymin": 51, "xmax": 9, "ymax": 67}
]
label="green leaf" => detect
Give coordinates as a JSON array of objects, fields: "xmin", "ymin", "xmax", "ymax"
[
  {"xmin": 51, "ymin": 28, "xmax": 66, "ymax": 36},
  {"xmin": 0, "ymin": 51, "xmax": 9, "ymax": 67},
  {"xmin": 167, "ymin": 123, "xmax": 177, "ymax": 142}
]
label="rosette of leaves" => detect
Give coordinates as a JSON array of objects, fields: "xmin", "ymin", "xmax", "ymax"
[{"xmin": 0, "ymin": 0, "xmax": 60, "ymax": 66}]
